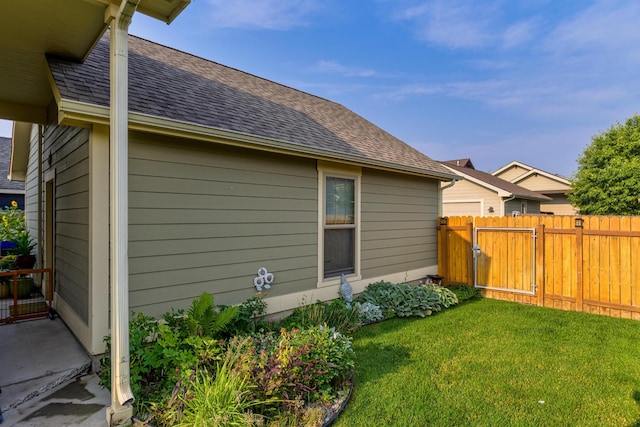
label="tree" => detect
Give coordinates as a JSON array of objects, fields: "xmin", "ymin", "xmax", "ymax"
[{"xmin": 569, "ymin": 114, "xmax": 640, "ymax": 215}]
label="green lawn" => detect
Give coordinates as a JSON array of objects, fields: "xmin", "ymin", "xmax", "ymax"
[{"xmin": 334, "ymin": 298, "xmax": 640, "ymax": 426}]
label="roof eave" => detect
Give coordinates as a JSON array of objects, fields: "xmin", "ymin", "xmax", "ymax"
[
  {"xmin": 9, "ymin": 122, "xmax": 33, "ymax": 182},
  {"xmin": 57, "ymin": 100, "xmax": 459, "ymax": 181}
]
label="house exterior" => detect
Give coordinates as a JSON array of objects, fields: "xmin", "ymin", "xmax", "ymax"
[
  {"xmin": 492, "ymin": 161, "xmax": 577, "ymax": 215},
  {"xmin": 440, "ymin": 159, "xmax": 550, "ymax": 217},
  {"xmin": 10, "ymin": 34, "xmax": 457, "ymax": 355},
  {"xmin": 0, "ymin": 137, "xmax": 25, "ymax": 209}
]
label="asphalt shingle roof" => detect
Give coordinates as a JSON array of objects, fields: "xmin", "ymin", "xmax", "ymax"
[
  {"xmin": 0, "ymin": 137, "xmax": 24, "ymax": 191},
  {"xmin": 47, "ymin": 34, "xmax": 453, "ymax": 178},
  {"xmin": 442, "ymin": 162, "xmax": 551, "ymax": 201}
]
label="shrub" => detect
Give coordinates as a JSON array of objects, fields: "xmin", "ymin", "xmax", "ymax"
[
  {"xmin": 222, "ymin": 294, "xmax": 271, "ymax": 337},
  {"xmin": 279, "ymin": 298, "xmax": 361, "ymax": 335},
  {"xmin": 100, "ymin": 293, "xmax": 237, "ymax": 415},
  {"xmin": 447, "ymin": 284, "xmax": 480, "ymax": 302},
  {"xmin": 354, "ymin": 281, "xmax": 442, "ymax": 318},
  {"xmin": 423, "ymin": 283, "xmax": 459, "ymax": 308},
  {"xmin": 353, "ymin": 301, "xmax": 384, "ymax": 324},
  {"xmin": 153, "ymin": 350, "xmax": 266, "ymax": 427},
  {"xmin": 230, "ymin": 325, "xmax": 355, "ymax": 407}
]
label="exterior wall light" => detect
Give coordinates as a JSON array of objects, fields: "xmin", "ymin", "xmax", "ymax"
[
  {"xmin": 574, "ymin": 217, "xmax": 583, "ymax": 228},
  {"xmin": 440, "ymin": 217, "xmax": 448, "ymax": 226}
]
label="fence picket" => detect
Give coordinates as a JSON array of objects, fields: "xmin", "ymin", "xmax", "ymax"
[{"xmin": 439, "ymin": 214, "xmax": 640, "ymax": 321}]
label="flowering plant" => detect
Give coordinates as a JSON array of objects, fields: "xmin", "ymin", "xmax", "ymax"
[{"xmin": 0, "ymin": 201, "xmax": 26, "ymax": 242}]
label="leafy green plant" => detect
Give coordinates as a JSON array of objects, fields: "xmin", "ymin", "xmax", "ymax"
[
  {"xmin": 279, "ymin": 298, "xmax": 361, "ymax": 335},
  {"xmin": 423, "ymin": 284, "xmax": 459, "ymax": 308},
  {"xmin": 446, "ymin": 284, "xmax": 480, "ymax": 302},
  {"xmin": 10, "ymin": 230, "xmax": 36, "ymax": 256},
  {"xmin": 230, "ymin": 325, "xmax": 355, "ymax": 407},
  {"xmin": 353, "ymin": 301, "xmax": 384, "ymax": 324},
  {"xmin": 222, "ymin": 294, "xmax": 270, "ymax": 337},
  {"xmin": 100, "ymin": 310, "xmax": 226, "ymax": 415},
  {"xmin": 187, "ymin": 292, "xmax": 239, "ymax": 337},
  {"xmin": 355, "ymin": 281, "xmax": 442, "ymax": 318},
  {"xmin": 0, "ymin": 255, "xmax": 16, "ymax": 270},
  {"xmin": 153, "ymin": 346, "xmax": 268, "ymax": 427}
]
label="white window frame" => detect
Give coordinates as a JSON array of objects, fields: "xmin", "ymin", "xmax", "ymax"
[{"xmin": 317, "ymin": 161, "xmax": 361, "ymax": 287}]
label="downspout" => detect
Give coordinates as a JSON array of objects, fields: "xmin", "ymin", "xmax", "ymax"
[
  {"xmin": 106, "ymin": 0, "xmax": 139, "ymax": 424},
  {"xmin": 438, "ymin": 179, "xmax": 458, "ymax": 217},
  {"xmin": 501, "ymin": 195, "xmax": 516, "ymax": 217}
]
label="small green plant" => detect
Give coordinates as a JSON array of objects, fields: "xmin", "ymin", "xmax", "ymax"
[
  {"xmin": 100, "ymin": 310, "xmax": 227, "ymax": 416},
  {"xmin": 423, "ymin": 283, "xmax": 459, "ymax": 308},
  {"xmin": 153, "ymin": 346, "xmax": 268, "ymax": 427},
  {"xmin": 355, "ymin": 281, "xmax": 442, "ymax": 318},
  {"xmin": 279, "ymin": 298, "xmax": 361, "ymax": 335},
  {"xmin": 187, "ymin": 292, "xmax": 239, "ymax": 337},
  {"xmin": 446, "ymin": 284, "xmax": 480, "ymax": 302},
  {"xmin": 353, "ymin": 301, "xmax": 384, "ymax": 324},
  {"xmin": 230, "ymin": 325, "xmax": 355, "ymax": 407},
  {"xmin": 0, "ymin": 254, "xmax": 16, "ymax": 270},
  {"xmin": 10, "ymin": 230, "xmax": 36, "ymax": 256},
  {"xmin": 222, "ymin": 294, "xmax": 270, "ymax": 337}
]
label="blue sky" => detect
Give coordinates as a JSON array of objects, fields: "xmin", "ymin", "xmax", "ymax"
[{"xmin": 2, "ymin": 0, "xmax": 638, "ymax": 177}]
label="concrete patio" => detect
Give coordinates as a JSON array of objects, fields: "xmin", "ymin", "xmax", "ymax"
[{"xmin": 0, "ymin": 318, "xmax": 110, "ymax": 426}]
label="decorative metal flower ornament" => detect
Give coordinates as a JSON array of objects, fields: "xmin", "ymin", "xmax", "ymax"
[{"xmin": 254, "ymin": 267, "xmax": 275, "ymax": 291}]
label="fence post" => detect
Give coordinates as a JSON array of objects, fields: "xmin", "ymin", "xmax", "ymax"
[
  {"xmin": 536, "ymin": 223, "xmax": 545, "ymax": 307},
  {"xmin": 574, "ymin": 217, "xmax": 584, "ymax": 312},
  {"xmin": 466, "ymin": 221, "xmax": 474, "ymax": 286},
  {"xmin": 438, "ymin": 217, "xmax": 449, "ymax": 281}
]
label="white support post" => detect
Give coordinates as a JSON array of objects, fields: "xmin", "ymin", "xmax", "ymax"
[{"xmin": 106, "ymin": 1, "xmax": 140, "ymax": 425}]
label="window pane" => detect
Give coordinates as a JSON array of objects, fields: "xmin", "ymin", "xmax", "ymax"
[
  {"xmin": 326, "ymin": 177, "xmax": 354, "ymax": 225},
  {"xmin": 324, "ymin": 228, "xmax": 354, "ymax": 278}
]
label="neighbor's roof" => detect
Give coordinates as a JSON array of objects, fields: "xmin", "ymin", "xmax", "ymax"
[
  {"xmin": 0, "ymin": 137, "xmax": 25, "ymax": 191},
  {"xmin": 443, "ymin": 158, "xmax": 475, "ymax": 169},
  {"xmin": 46, "ymin": 34, "xmax": 455, "ymax": 180},
  {"xmin": 441, "ymin": 162, "xmax": 551, "ymax": 201},
  {"xmin": 492, "ymin": 160, "xmax": 570, "ymax": 184}
]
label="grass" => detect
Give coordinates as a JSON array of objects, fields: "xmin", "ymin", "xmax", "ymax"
[{"xmin": 334, "ymin": 298, "xmax": 640, "ymax": 426}]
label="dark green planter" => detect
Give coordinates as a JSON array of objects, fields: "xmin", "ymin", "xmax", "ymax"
[{"xmin": 11, "ymin": 277, "xmax": 34, "ymax": 299}]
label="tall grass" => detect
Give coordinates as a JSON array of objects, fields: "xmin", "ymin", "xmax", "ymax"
[{"xmin": 335, "ymin": 298, "xmax": 640, "ymax": 426}]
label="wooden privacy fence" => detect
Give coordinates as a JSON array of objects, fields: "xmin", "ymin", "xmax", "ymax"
[{"xmin": 438, "ymin": 215, "xmax": 640, "ymax": 320}]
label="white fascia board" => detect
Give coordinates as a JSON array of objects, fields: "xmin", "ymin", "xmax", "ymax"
[
  {"xmin": 492, "ymin": 160, "xmax": 532, "ymax": 176},
  {"xmin": 56, "ymin": 100, "xmax": 460, "ymax": 182},
  {"xmin": 512, "ymin": 168, "xmax": 570, "ymax": 186}
]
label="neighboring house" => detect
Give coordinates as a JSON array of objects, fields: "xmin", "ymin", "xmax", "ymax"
[
  {"xmin": 440, "ymin": 159, "xmax": 551, "ymax": 217},
  {"xmin": 9, "ymin": 34, "xmax": 457, "ymax": 355},
  {"xmin": 0, "ymin": 136, "xmax": 25, "ymax": 209},
  {"xmin": 492, "ymin": 161, "xmax": 577, "ymax": 215}
]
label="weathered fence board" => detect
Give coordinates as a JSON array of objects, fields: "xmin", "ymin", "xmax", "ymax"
[{"xmin": 438, "ymin": 215, "xmax": 640, "ymax": 320}]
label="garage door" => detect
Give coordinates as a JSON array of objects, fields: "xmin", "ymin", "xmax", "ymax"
[{"xmin": 443, "ymin": 201, "xmax": 482, "ymax": 217}]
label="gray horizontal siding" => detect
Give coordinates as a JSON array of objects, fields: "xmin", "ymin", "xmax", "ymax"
[
  {"xmin": 43, "ymin": 125, "xmax": 90, "ymax": 323},
  {"xmin": 128, "ymin": 134, "xmax": 319, "ymax": 316},
  {"xmin": 361, "ymin": 170, "xmax": 438, "ymax": 279}
]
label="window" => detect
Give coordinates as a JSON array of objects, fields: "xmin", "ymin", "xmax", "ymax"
[
  {"xmin": 318, "ymin": 163, "xmax": 361, "ymax": 282},
  {"xmin": 521, "ymin": 200, "xmax": 528, "ymax": 215}
]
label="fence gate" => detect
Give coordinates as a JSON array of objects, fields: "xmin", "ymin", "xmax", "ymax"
[{"xmin": 473, "ymin": 227, "xmax": 537, "ymax": 295}]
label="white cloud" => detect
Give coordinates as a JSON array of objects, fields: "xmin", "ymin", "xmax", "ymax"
[
  {"xmin": 502, "ymin": 19, "xmax": 538, "ymax": 49},
  {"xmin": 392, "ymin": 0, "xmax": 504, "ymax": 49},
  {"xmin": 203, "ymin": 0, "xmax": 323, "ymax": 30},
  {"xmin": 545, "ymin": 0, "xmax": 640, "ymax": 56}
]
